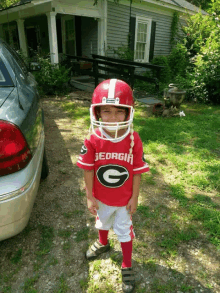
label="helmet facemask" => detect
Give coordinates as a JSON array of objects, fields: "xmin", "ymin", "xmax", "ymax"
[{"xmin": 90, "ymin": 103, "xmax": 134, "ymax": 141}]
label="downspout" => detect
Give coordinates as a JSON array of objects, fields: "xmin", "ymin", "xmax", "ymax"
[
  {"xmin": 103, "ymin": 0, "xmax": 107, "ymax": 55},
  {"xmin": 128, "ymin": 0, "xmax": 132, "ymax": 48}
]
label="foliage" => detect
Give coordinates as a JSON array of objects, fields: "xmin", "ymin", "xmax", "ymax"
[
  {"xmin": 107, "ymin": 44, "xmax": 134, "ymax": 61},
  {"xmin": 170, "ymin": 12, "xmax": 180, "ymax": 46},
  {"xmin": 180, "ymin": 2, "xmax": 220, "ymax": 104},
  {"xmin": 0, "ymin": 0, "xmax": 19, "ymax": 9},
  {"xmin": 33, "ymin": 54, "xmax": 71, "ymax": 95},
  {"xmin": 151, "ymin": 1, "xmax": 220, "ymax": 104},
  {"xmin": 186, "ymin": 0, "xmax": 212, "ymax": 11},
  {"xmin": 151, "ymin": 56, "xmax": 171, "ymax": 85}
]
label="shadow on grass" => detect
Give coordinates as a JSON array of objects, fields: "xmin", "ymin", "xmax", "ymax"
[{"xmin": 79, "ymin": 245, "xmax": 214, "ymax": 293}]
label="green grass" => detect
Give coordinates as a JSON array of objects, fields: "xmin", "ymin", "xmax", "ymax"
[
  {"xmin": 22, "ymin": 274, "xmax": 39, "ymax": 292},
  {"xmin": 134, "ymin": 103, "xmax": 220, "ymax": 250},
  {"xmin": 58, "ymin": 229, "xmax": 72, "ymax": 238},
  {"xmin": 75, "ymin": 227, "xmax": 90, "ymax": 242},
  {"xmin": 10, "ymin": 249, "xmax": 22, "ymax": 264},
  {"xmin": 46, "ymin": 98, "xmax": 220, "ymax": 293},
  {"xmin": 55, "ymin": 274, "xmax": 70, "ymax": 293},
  {"xmin": 61, "ymin": 99, "xmax": 220, "ymax": 251},
  {"xmin": 56, "ymin": 98, "xmax": 220, "ymax": 292},
  {"xmin": 63, "ymin": 210, "xmax": 84, "ymax": 218},
  {"xmin": 61, "ymin": 99, "xmax": 90, "ymax": 127},
  {"xmin": 36, "ymin": 225, "xmax": 54, "ymax": 256}
]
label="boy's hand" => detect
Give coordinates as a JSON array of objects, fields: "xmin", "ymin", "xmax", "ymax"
[
  {"xmin": 126, "ymin": 196, "xmax": 138, "ymax": 215},
  {"xmin": 87, "ymin": 196, "xmax": 99, "ymax": 215}
]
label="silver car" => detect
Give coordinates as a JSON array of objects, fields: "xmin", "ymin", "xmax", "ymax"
[{"xmin": 0, "ymin": 38, "xmax": 49, "ymax": 241}]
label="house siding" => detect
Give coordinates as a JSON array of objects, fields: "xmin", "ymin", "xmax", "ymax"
[
  {"xmin": 107, "ymin": 1, "xmax": 174, "ymax": 58},
  {"xmin": 81, "ymin": 16, "xmax": 98, "ymax": 57}
]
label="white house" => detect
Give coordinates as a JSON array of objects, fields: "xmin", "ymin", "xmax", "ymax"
[{"xmin": 0, "ymin": 0, "xmax": 206, "ymax": 64}]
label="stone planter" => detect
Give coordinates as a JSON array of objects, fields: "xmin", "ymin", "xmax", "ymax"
[{"xmin": 163, "ymin": 84, "xmax": 186, "ymax": 108}]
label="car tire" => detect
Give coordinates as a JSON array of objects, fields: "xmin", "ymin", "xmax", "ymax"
[{"xmin": 41, "ymin": 148, "xmax": 49, "ymax": 179}]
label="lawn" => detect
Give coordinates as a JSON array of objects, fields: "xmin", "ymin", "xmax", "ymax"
[
  {"xmin": 61, "ymin": 97, "xmax": 220, "ymax": 292},
  {"xmin": 134, "ymin": 103, "xmax": 220, "ymax": 249}
]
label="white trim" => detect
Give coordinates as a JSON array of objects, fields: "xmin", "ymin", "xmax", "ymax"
[
  {"xmin": 134, "ymin": 16, "xmax": 152, "ymax": 63},
  {"xmin": 53, "ymin": 1, "xmax": 101, "ymax": 18},
  {"xmin": 133, "ymin": 164, "xmax": 149, "ymax": 171},
  {"xmin": 77, "ymin": 161, "xmax": 94, "ymax": 167}
]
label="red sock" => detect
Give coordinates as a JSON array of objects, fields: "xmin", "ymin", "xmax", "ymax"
[
  {"xmin": 98, "ymin": 230, "xmax": 109, "ymax": 246},
  {"xmin": 121, "ymin": 240, "xmax": 132, "ymax": 268}
]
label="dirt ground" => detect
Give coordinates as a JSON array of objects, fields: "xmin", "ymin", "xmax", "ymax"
[{"xmin": 0, "ymin": 91, "xmax": 219, "ymax": 293}]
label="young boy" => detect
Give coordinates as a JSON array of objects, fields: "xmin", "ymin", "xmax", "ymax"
[{"xmin": 77, "ymin": 79, "xmax": 149, "ymax": 293}]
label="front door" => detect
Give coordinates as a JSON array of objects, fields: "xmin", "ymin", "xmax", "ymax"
[{"xmin": 26, "ymin": 26, "xmax": 41, "ymax": 57}]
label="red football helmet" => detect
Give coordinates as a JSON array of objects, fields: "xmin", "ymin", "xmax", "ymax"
[{"xmin": 90, "ymin": 79, "xmax": 134, "ymax": 141}]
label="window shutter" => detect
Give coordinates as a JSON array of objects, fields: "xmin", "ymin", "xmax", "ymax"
[
  {"xmin": 129, "ymin": 16, "xmax": 136, "ymax": 59},
  {"xmin": 149, "ymin": 21, "xmax": 156, "ymax": 62}
]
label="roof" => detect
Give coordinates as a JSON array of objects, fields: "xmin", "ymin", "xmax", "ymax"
[
  {"xmin": 0, "ymin": 0, "xmax": 207, "ymax": 14},
  {"xmin": 168, "ymin": 0, "xmax": 206, "ymax": 14}
]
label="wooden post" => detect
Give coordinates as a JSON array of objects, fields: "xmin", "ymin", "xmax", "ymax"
[
  {"xmin": 155, "ymin": 67, "xmax": 161, "ymax": 97},
  {"xmin": 93, "ymin": 60, "xmax": 98, "ymax": 87},
  {"xmin": 129, "ymin": 67, "xmax": 135, "ymax": 89}
]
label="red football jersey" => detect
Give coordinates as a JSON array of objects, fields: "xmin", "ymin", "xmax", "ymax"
[{"xmin": 77, "ymin": 130, "xmax": 149, "ymax": 206}]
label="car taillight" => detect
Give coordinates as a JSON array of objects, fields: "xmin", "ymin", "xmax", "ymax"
[{"xmin": 0, "ymin": 120, "xmax": 32, "ymax": 176}]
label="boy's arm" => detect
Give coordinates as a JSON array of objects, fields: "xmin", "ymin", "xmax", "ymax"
[
  {"xmin": 84, "ymin": 169, "xmax": 99, "ymax": 215},
  {"xmin": 126, "ymin": 174, "xmax": 141, "ymax": 215}
]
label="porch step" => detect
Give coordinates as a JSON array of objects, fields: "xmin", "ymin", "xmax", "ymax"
[
  {"xmin": 70, "ymin": 76, "xmax": 102, "ymax": 92},
  {"xmin": 70, "ymin": 76, "xmax": 162, "ymax": 105}
]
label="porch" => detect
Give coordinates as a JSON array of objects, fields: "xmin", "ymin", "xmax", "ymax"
[{"xmin": 0, "ymin": 0, "xmax": 105, "ymax": 64}]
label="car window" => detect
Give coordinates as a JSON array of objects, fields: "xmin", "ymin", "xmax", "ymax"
[
  {"xmin": 2, "ymin": 41, "xmax": 29, "ymax": 77},
  {"xmin": 0, "ymin": 69, "xmax": 5, "ymax": 81},
  {"xmin": 0, "ymin": 57, "xmax": 14, "ymax": 87}
]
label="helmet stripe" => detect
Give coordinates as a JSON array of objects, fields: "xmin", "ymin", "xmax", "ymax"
[{"xmin": 108, "ymin": 79, "xmax": 117, "ymax": 100}]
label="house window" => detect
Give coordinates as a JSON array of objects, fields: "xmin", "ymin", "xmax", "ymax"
[{"xmin": 134, "ymin": 17, "xmax": 152, "ymax": 62}]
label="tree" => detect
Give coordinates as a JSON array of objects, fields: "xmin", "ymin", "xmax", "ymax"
[
  {"xmin": 177, "ymin": 0, "xmax": 220, "ymax": 104},
  {"xmin": 0, "ymin": 0, "xmax": 20, "ymax": 9},
  {"xmin": 186, "ymin": 0, "xmax": 213, "ymax": 11}
]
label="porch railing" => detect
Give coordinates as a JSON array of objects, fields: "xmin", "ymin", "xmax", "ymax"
[{"xmin": 63, "ymin": 54, "xmax": 164, "ymax": 95}]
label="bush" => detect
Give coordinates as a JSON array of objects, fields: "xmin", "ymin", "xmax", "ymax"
[
  {"xmin": 183, "ymin": 9, "xmax": 220, "ymax": 104},
  {"xmin": 33, "ymin": 54, "xmax": 71, "ymax": 95},
  {"xmin": 107, "ymin": 45, "xmax": 134, "ymax": 61},
  {"xmin": 191, "ymin": 48, "xmax": 220, "ymax": 104},
  {"xmin": 151, "ymin": 55, "xmax": 172, "ymax": 84},
  {"xmin": 168, "ymin": 43, "xmax": 190, "ymax": 79}
]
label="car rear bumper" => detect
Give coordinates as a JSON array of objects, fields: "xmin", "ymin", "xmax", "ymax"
[{"xmin": 0, "ymin": 130, "xmax": 45, "ymax": 241}]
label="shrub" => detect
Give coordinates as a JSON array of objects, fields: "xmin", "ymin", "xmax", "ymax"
[
  {"xmin": 191, "ymin": 48, "xmax": 220, "ymax": 104},
  {"xmin": 184, "ymin": 10, "xmax": 220, "ymax": 104},
  {"xmin": 33, "ymin": 54, "xmax": 71, "ymax": 95},
  {"xmin": 108, "ymin": 45, "xmax": 134, "ymax": 61},
  {"xmin": 168, "ymin": 43, "xmax": 190, "ymax": 79},
  {"xmin": 151, "ymin": 55, "xmax": 171, "ymax": 84}
]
